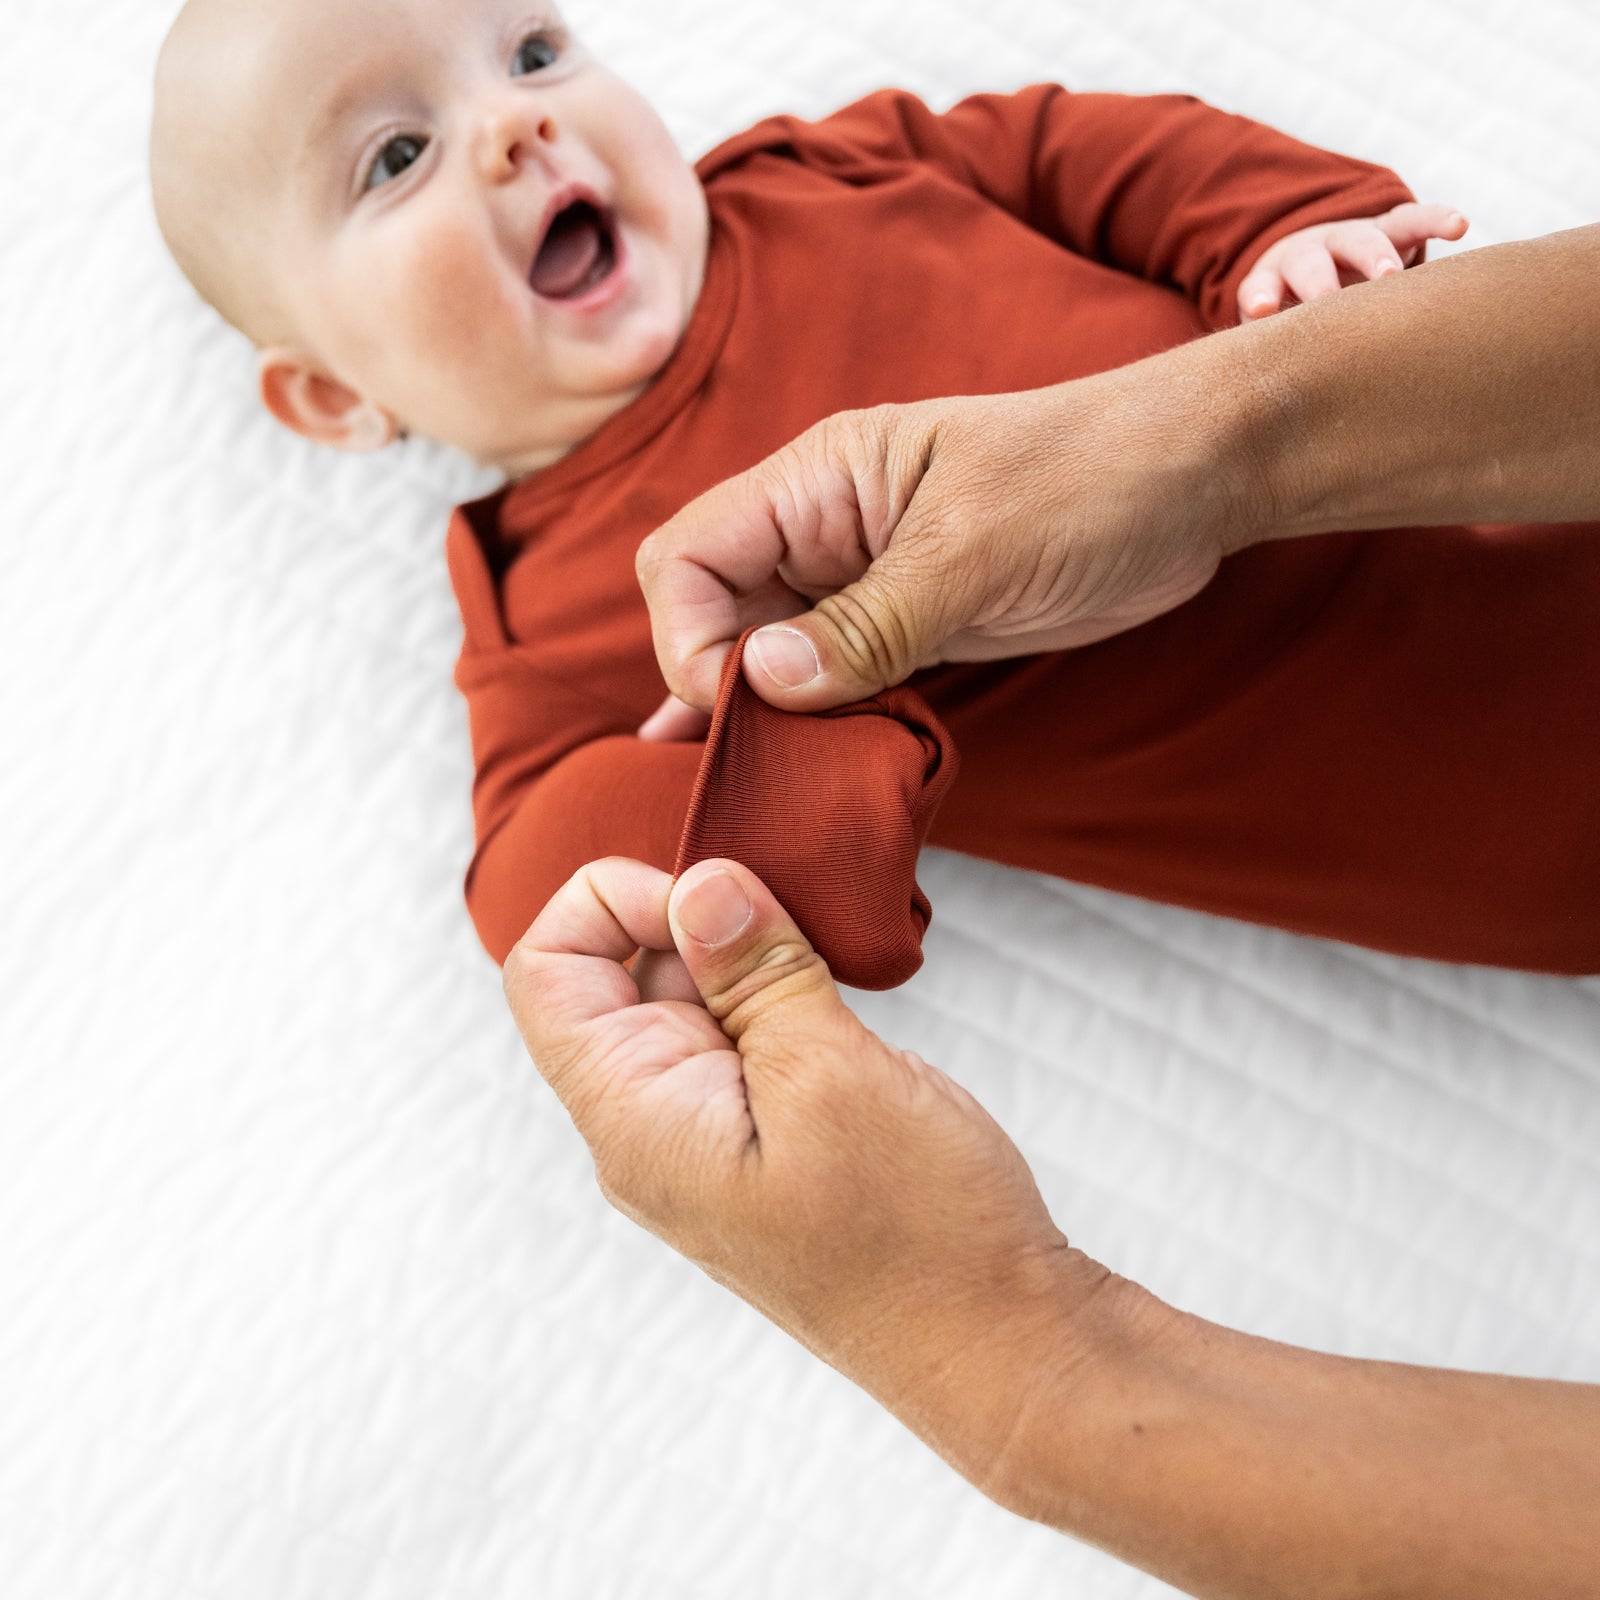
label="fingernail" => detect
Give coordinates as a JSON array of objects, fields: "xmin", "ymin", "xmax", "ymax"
[
  {"xmin": 1374, "ymin": 260, "xmax": 1401, "ymax": 277},
  {"xmin": 1448, "ymin": 212, "xmax": 1467, "ymax": 230},
  {"xmin": 748, "ymin": 626, "xmax": 820, "ymax": 689},
  {"xmin": 677, "ymin": 869, "xmax": 753, "ymax": 948}
]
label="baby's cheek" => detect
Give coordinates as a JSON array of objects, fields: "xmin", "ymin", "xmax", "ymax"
[{"xmin": 399, "ymin": 219, "xmax": 520, "ymax": 371}]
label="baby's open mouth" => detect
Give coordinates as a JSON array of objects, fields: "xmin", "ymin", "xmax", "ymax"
[{"xmin": 529, "ymin": 200, "xmax": 618, "ymax": 300}]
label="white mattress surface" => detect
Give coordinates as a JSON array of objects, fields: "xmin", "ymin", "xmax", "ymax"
[{"xmin": 3, "ymin": 1, "xmax": 1598, "ymax": 1596}]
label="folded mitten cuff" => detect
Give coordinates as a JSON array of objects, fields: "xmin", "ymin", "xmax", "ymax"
[{"xmin": 674, "ymin": 630, "xmax": 959, "ymax": 989}]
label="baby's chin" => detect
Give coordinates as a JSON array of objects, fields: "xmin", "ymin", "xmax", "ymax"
[
  {"xmin": 422, "ymin": 225, "xmax": 708, "ymax": 476},
  {"xmin": 488, "ymin": 314, "xmax": 698, "ymax": 475}
]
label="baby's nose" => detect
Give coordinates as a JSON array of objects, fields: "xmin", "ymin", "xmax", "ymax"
[{"xmin": 475, "ymin": 105, "xmax": 558, "ymax": 181}]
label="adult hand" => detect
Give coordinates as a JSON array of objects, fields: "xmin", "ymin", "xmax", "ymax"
[
  {"xmin": 637, "ymin": 224, "xmax": 1600, "ymax": 736},
  {"xmin": 503, "ymin": 854, "xmax": 1600, "ymax": 1599},
  {"xmin": 502, "ymin": 854, "xmax": 1115, "ymax": 1485},
  {"xmin": 636, "ymin": 363, "xmax": 1250, "ymax": 735}
]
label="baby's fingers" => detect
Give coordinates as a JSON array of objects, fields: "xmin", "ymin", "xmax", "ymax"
[
  {"xmin": 1321, "ymin": 220, "xmax": 1405, "ymax": 283},
  {"xmin": 1376, "ymin": 201, "xmax": 1470, "ymax": 260},
  {"xmin": 1237, "ymin": 263, "xmax": 1285, "ymax": 320},
  {"xmin": 1278, "ymin": 242, "xmax": 1343, "ymax": 307}
]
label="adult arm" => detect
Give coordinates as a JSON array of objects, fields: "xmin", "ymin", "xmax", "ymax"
[
  {"xmin": 506, "ymin": 855, "xmax": 1600, "ymax": 1599},
  {"xmin": 636, "ymin": 224, "xmax": 1600, "ymax": 717},
  {"xmin": 1240, "ymin": 220, "xmax": 1600, "ymax": 535}
]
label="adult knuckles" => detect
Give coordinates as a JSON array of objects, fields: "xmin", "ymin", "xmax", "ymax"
[
  {"xmin": 764, "ymin": 414, "xmax": 877, "ymax": 533},
  {"xmin": 754, "ymin": 443, "xmax": 816, "ymax": 539},
  {"xmin": 816, "ymin": 402, "xmax": 896, "ymax": 459},
  {"xmin": 500, "ymin": 937, "xmax": 558, "ymax": 1036},
  {"xmin": 633, "ymin": 527, "xmax": 660, "ymax": 581}
]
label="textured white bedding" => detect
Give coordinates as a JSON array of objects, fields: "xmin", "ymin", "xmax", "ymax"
[{"xmin": 2, "ymin": 0, "xmax": 1597, "ymax": 1595}]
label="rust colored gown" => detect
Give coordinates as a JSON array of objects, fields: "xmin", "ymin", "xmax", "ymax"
[{"xmin": 446, "ymin": 86, "xmax": 1600, "ymax": 986}]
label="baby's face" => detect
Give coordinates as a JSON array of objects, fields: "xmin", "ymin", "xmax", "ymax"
[{"xmin": 233, "ymin": 0, "xmax": 707, "ymax": 471}]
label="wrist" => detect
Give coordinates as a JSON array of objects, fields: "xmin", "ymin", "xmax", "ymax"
[
  {"xmin": 1177, "ymin": 321, "xmax": 1306, "ymax": 557},
  {"xmin": 1082, "ymin": 341, "xmax": 1282, "ymax": 566},
  {"xmin": 955, "ymin": 1248, "xmax": 1183, "ymax": 1525}
]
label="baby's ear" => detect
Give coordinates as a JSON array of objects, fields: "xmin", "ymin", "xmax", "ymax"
[{"xmin": 258, "ymin": 349, "xmax": 398, "ymax": 452}]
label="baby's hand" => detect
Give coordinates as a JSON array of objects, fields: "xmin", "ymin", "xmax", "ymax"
[{"xmin": 1237, "ymin": 202, "xmax": 1469, "ymax": 321}]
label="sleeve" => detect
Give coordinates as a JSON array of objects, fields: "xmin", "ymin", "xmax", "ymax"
[
  {"xmin": 675, "ymin": 632, "xmax": 958, "ymax": 990},
  {"xmin": 805, "ymin": 84, "xmax": 1417, "ymax": 331},
  {"xmin": 449, "ymin": 508, "xmax": 703, "ymax": 963},
  {"xmin": 463, "ymin": 711, "xmax": 704, "ymax": 966},
  {"xmin": 453, "ymin": 524, "xmax": 958, "ymax": 985}
]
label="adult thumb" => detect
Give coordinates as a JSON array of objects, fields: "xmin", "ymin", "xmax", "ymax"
[
  {"xmin": 741, "ymin": 552, "xmax": 949, "ymax": 712},
  {"xmin": 668, "ymin": 858, "xmax": 855, "ymax": 1077}
]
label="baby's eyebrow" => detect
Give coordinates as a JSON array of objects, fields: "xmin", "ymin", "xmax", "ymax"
[{"xmin": 297, "ymin": 70, "xmax": 380, "ymax": 169}]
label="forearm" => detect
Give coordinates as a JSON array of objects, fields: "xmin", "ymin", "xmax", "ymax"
[
  {"xmin": 638, "ymin": 225, "xmax": 1596, "ymax": 712},
  {"xmin": 1207, "ymin": 224, "xmax": 1600, "ymax": 541},
  {"xmin": 976, "ymin": 1275, "xmax": 1600, "ymax": 1599},
  {"xmin": 465, "ymin": 735, "xmax": 701, "ymax": 963}
]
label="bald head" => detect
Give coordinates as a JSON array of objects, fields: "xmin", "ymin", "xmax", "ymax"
[
  {"xmin": 145, "ymin": 0, "xmax": 711, "ymax": 471},
  {"xmin": 151, "ymin": 0, "xmax": 294, "ymax": 344}
]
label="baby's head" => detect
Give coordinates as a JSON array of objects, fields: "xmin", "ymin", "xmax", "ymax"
[{"xmin": 151, "ymin": 0, "xmax": 708, "ymax": 474}]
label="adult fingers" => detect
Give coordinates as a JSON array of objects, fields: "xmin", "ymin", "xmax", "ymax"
[
  {"xmin": 639, "ymin": 406, "xmax": 960, "ymax": 713},
  {"xmin": 503, "ymin": 857, "xmax": 677, "ymax": 1110},
  {"xmin": 637, "ymin": 693, "xmax": 713, "ymax": 743},
  {"xmin": 739, "ymin": 542, "xmax": 956, "ymax": 710},
  {"xmin": 736, "ymin": 412, "xmax": 977, "ymax": 709},
  {"xmin": 635, "ymin": 456, "xmax": 825, "ymax": 712},
  {"xmin": 631, "ymin": 947, "xmax": 703, "ymax": 1006}
]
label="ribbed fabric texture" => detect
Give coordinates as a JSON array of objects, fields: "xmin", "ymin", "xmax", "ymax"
[{"xmin": 674, "ymin": 632, "xmax": 958, "ymax": 988}]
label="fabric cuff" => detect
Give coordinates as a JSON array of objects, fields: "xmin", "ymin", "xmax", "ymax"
[{"xmin": 675, "ymin": 631, "xmax": 959, "ymax": 989}]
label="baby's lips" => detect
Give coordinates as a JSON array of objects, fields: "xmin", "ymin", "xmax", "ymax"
[{"xmin": 528, "ymin": 199, "xmax": 619, "ymax": 300}]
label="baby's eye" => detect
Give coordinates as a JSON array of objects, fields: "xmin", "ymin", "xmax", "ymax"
[
  {"xmin": 511, "ymin": 32, "xmax": 560, "ymax": 76},
  {"xmin": 365, "ymin": 134, "xmax": 428, "ymax": 192}
]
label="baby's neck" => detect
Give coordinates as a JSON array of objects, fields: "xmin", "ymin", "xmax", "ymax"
[{"xmin": 495, "ymin": 381, "xmax": 650, "ymax": 479}]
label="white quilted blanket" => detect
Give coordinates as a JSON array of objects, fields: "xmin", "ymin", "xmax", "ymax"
[{"xmin": 3, "ymin": 1, "xmax": 1597, "ymax": 1595}]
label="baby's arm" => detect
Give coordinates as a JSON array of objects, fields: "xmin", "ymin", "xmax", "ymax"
[
  {"xmin": 456, "ymin": 648, "xmax": 954, "ymax": 989},
  {"xmin": 804, "ymin": 85, "xmax": 1424, "ymax": 330},
  {"xmin": 464, "ymin": 729, "xmax": 700, "ymax": 964}
]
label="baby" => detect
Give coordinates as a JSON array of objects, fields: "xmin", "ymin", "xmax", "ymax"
[
  {"xmin": 152, "ymin": 0, "xmax": 1600, "ymax": 984},
  {"xmin": 150, "ymin": 0, "xmax": 1453, "ymax": 473}
]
